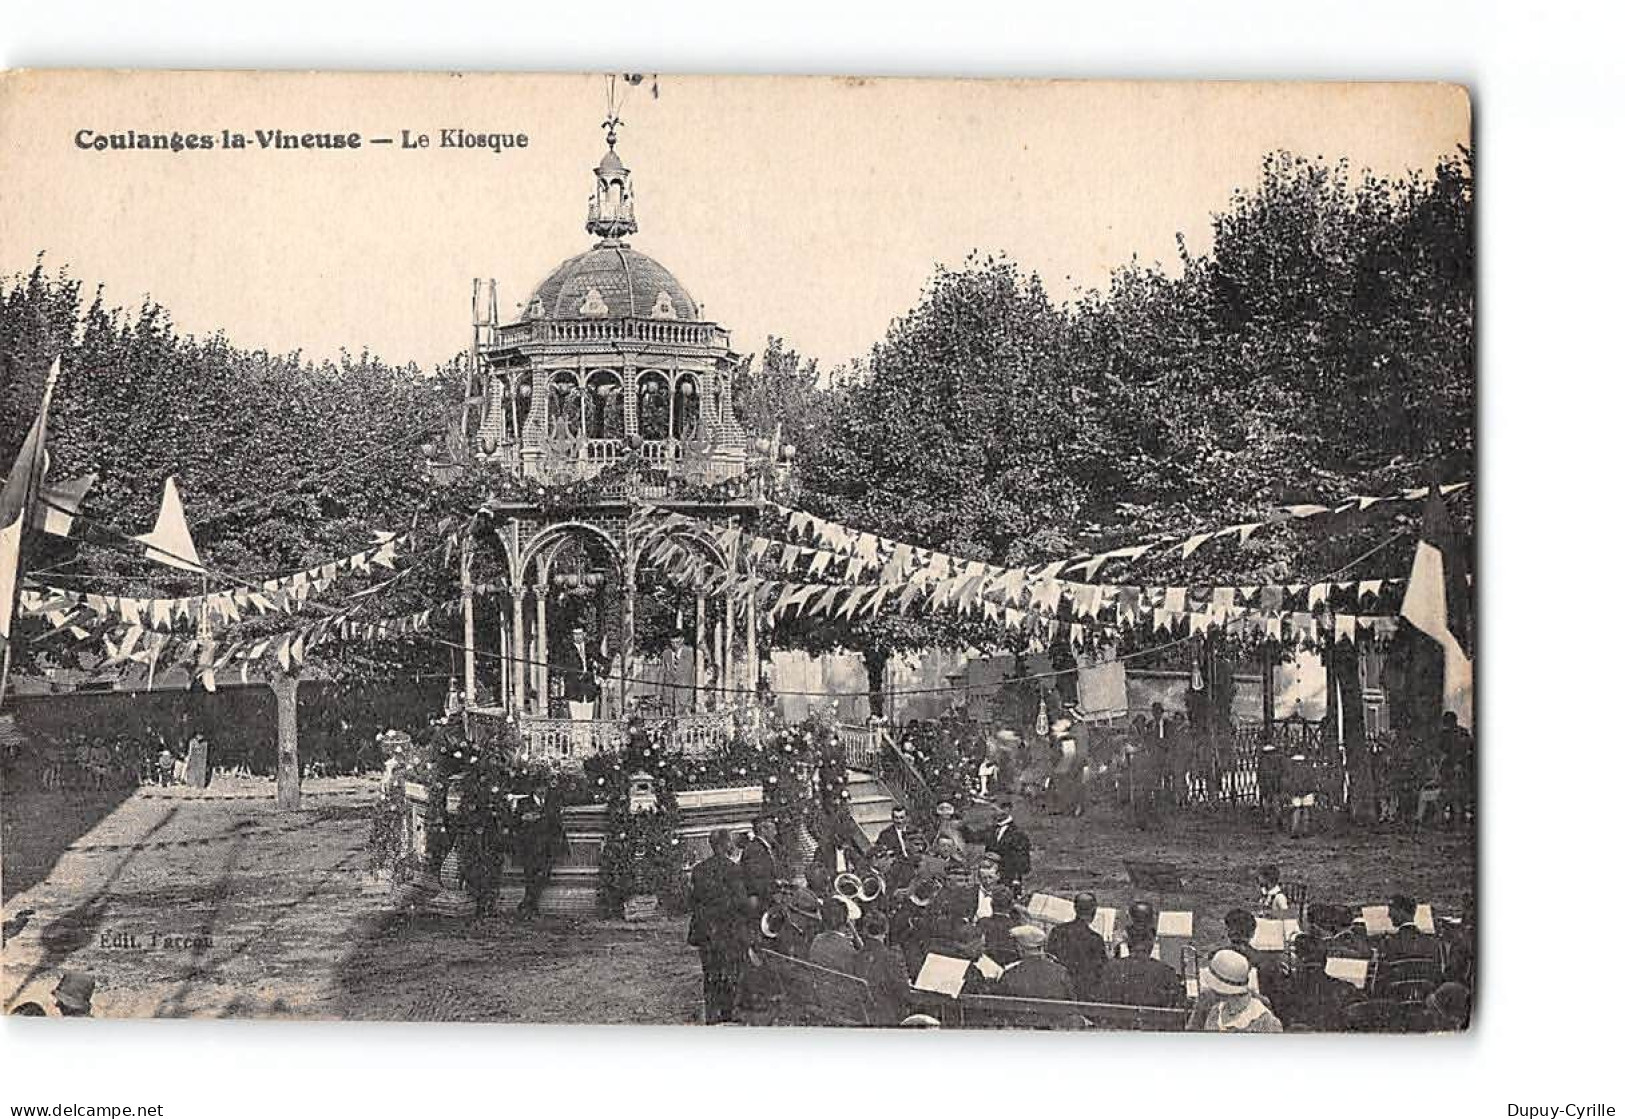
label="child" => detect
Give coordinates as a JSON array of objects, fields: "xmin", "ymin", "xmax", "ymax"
[{"xmin": 1257, "ymin": 864, "xmax": 1291, "ymax": 914}]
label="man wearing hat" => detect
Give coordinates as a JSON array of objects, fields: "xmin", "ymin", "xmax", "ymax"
[
  {"xmin": 932, "ymin": 802, "xmax": 968, "ymax": 862},
  {"xmin": 1098, "ymin": 922, "xmax": 1185, "ymax": 1008},
  {"xmin": 984, "ymin": 800, "xmax": 1031, "ymax": 892},
  {"xmin": 994, "ymin": 925, "xmax": 1073, "ymax": 1000},
  {"xmin": 1187, "ymin": 949, "xmax": 1282, "ymax": 1032},
  {"xmin": 760, "ymin": 886, "xmax": 821, "ymax": 960},
  {"xmin": 52, "ymin": 971, "xmax": 95, "ymax": 1017}
]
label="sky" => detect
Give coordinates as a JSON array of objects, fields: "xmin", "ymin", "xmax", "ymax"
[{"xmin": 0, "ymin": 73, "xmax": 1469, "ymax": 373}]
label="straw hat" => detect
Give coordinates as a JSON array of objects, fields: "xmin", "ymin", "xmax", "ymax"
[{"xmin": 1205, "ymin": 950, "xmax": 1252, "ymax": 996}]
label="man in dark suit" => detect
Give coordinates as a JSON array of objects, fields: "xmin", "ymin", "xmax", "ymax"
[
  {"xmin": 1274, "ymin": 935, "xmax": 1356, "ymax": 1030},
  {"xmin": 1372, "ymin": 895, "xmax": 1446, "ymax": 1001},
  {"xmin": 739, "ymin": 817, "xmax": 780, "ymax": 914},
  {"xmin": 1048, "ymin": 891, "xmax": 1109, "ymax": 1000},
  {"xmin": 1097, "ymin": 922, "xmax": 1185, "ymax": 1008},
  {"xmin": 558, "ymin": 624, "xmax": 606, "ymax": 719},
  {"xmin": 977, "ymin": 886, "xmax": 1022, "ymax": 965},
  {"xmin": 511, "ymin": 781, "xmax": 570, "ymax": 919},
  {"xmin": 687, "ymin": 828, "xmax": 750, "ymax": 1024},
  {"xmin": 985, "ymin": 800, "xmax": 1031, "ymax": 891},
  {"xmin": 995, "ymin": 925, "xmax": 1074, "ymax": 1000},
  {"xmin": 872, "ymin": 806, "xmax": 915, "ymax": 865}
]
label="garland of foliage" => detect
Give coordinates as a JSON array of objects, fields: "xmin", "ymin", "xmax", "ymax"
[{"xmin": 588, "ymin": 720, "xmax": 685, "ymax": 909}]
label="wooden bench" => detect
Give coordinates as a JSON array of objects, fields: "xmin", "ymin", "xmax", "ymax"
[
  {"xmin": 757, "ymin": 949, "xmax": 883, "ymax": 1027},
  {"xmin": 908, "ymin": 989, "xmax": 1189, "ymax": 1032}
]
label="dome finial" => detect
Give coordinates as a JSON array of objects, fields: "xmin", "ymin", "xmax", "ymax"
[{"xmin": 587, "ymin": 115, "xmax": 637, "ymax": 242}]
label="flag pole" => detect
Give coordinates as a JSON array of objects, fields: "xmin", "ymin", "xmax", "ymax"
[{"xmin": 0, "ymin": 358, "xmax": 62, "ymax": 712}]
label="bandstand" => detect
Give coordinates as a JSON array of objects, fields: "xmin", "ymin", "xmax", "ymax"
[{"xmin": 444, "ymin": 121, "xmax": 772, "ymax": 774}]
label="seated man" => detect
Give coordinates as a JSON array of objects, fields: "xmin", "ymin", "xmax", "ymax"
[
  {"xmin": 977, "ymin": 886, "xmax": 1021, "ymax": 966},
  {"xmin": 808, "ymin": 898, "xmax": 863, "ymax": 974},
  {"xmin": 760, "ymin": 887, "xmax": 822, "ymax": 960},
  {"xmin": 1371, "ymin": 894, "xmax": 1445, "ymax": 1001},
  {"xmin": 1272, "ymin": 934, "xmax": 1355, "ymax": 1031},
  {"xmin": 854, "ymin": 910, "xmax": 912, "ymax": 1023},
  {"xmin": 994, "ymin": 925, "xmax": 1074, "ymax": 1001},
  {"xmin": 915, "ymin": 914, "xmax": 996, "ymax": 997},
  {"xmin": 1097, "ymin": 921, "xmax": 1185, "ymax": 1008},
  {"xmin": 1047, "ymin": 891, "xmax": 1108, "ymax": 1000},
  {"xmin": 868, "ymin": 843, "xmax": 914, "ymax": 898}
]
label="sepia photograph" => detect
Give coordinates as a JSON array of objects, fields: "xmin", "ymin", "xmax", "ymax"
[{"xmin": 0, "ymin": 72, "xmax": 1479, "ymax": 1041}]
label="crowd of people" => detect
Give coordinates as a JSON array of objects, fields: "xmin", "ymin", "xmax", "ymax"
[{"xmin": 686, "ymin": 795, "xmax": 1475, "ymax": 1032}]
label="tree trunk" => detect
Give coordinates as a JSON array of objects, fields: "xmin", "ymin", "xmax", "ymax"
[
  {"xmin": 862, "ymin": 647, "xmax": 889, "ymax": 720},
  {"xmin": 271, "ymin": 669, "xmax": 302, "ymax": 810}
]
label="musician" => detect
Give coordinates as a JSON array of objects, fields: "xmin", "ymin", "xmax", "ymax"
[
  {"xmin": 872, "ymin": 806, "xmax": 915, "ymax": 864},
  {"xmin": 740, "ymin": 817, "xmax": 780, "ymax": 913},
  {"xmin": 1098, "ymin": 922, "xmax": 1185, "ymax": 1009},
  {"xmin": 760, "ymin": 886, "xmax": 821, "ymax": 960},
  {"xmin": 868, "ymin": 843, "xmax": 913, "ymax": 897},
  {"xmin": 808, "ymin": 898, "xmax": 863, "ymax": 973},
  {"xmin": 973, "ymin": 853, "xmax": 1002, "ymax": 919},
  {"xmin": 893, "ymin": 878, "xmax": 940, "ymax": 974},
  {"xmin": 977, "ymin": 885, "xmax": 1022, "ymax": 966},
  {"xmin": 1371, "ymin": 895, "xmax": 1446, "ymax": 998},
  {"xmin": 854, "ymin": 910, "xmax": 911, "ymax": 1023},
  {"xmin": 984, "ymin": 800, "xmax": 1031, "ymax": 891},
  {"xmin": 687, "ymin": 828, "xmax": 751, "ymax": 1024},
  {"xmin": 1048, "ymin": 891, "xmax": 1109, "ymax": 999},
  {"xmin": 1272, "ymin": 934, "xmax": 1355, "ymax": 1030},
  {"xmin": 932, "ymin": 802, "xmax": 968, "ymax": 861},
  {"xmin": 995, "ymin": 925, "xmax": 1073, "ymax": 1000}
]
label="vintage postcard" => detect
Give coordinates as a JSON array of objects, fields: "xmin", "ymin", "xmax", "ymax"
[{"xmin": 0, "ymin": 72, "xmax": 1473, "ymax": 1031}]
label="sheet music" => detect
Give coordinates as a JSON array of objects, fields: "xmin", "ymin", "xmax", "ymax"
[
  {"xmin": 915, "ymin": 953, "xmax": 970, "ymax": 998},
  {"xmin": 1361, "ymin": 905, "xmax": 1395, "ymax": 936},
  {"xmin": 1090, "ymin": 906, "xmax": 1117, "ymax": 941},
  {"xmin": 1157, "ymin": 910, "xmax": 1194, "ymax": 938},
  {"xmin": 1325, "ymin": 957, "xmax": 1370, "ymax": 987},
  {"xmin": 974, "ymin": 955, "xmax": 1004, "ymax": 980},
  {"xmin": 1415, "ymin": 903, "xmax": 1435, "ymax": 933},
  {"xmin": 1251, "ymin": 919, "xmax": 1287, "ymax": 952},
  {"xmin": 1026, "ymin": 893, "xmax": 1076, "ymax": 926}
]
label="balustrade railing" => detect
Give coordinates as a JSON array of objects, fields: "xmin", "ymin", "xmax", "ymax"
[
  {"xmin": 492, "ymin": 318, "xmax": 725, "ymax": 349},
  {"xmin": 513, "ymin": 709, "xmax": 742, "ymax": 769}
]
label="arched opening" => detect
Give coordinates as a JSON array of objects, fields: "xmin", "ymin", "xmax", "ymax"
[
  {"xmin": 636, "ymin": 370, "xmax": 670, "ymax": 441},
  {"xmin": 584, "ymin": 369, "xmax": 622, "ymax": 441},
  {"xmin": 674, "ymin": 372, "xmax": 703, "ymax": 442},
  {"xmin": 549, "ymin": 373, "xmax": 583, "ymax": 440}
]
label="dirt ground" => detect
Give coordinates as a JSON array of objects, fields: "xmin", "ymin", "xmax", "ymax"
[{"xmin": 1, "ymin": 777, "xmax": 1473, "ymax": 1023}]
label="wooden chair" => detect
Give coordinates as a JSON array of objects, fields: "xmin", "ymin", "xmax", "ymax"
[
  {"xmin": 758, "ymin": 949, "xmax": 881, "ymax": 1027},
  {"xmin": 1343, "ymin": 999, "xmax": 1403, "ymax": 1032},
  {"xmin": 1370, "ymin": 955, "xmax": 1441, "ymax": 1005},
  {"xmin": 1285, "ymin": 882, "xmax": 1311, "ymax": 925}
]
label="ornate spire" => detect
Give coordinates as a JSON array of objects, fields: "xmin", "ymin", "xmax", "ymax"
[{"xmin": 586, "ymin": 115, "xmax": 637, "ymax": 242}]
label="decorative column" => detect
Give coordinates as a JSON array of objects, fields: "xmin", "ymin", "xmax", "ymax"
[
  {"xmin": 622, "ymin": 361, "xmax": 638, "ymax": 438},
  {"xmin": 712, "ymin": 600, "xmax": 725, "ymax": 710},
  {"xmin": 533, "ymin": 553, "xmax": 549, "ymax": 713},
  {"xmin": 694, "ymin": 595, "xmax": 708, "ymax": 712},
  {"xmin": 499, "ymin": 598, "xmax": 511, "ymax": 710},
  {"xmin": 721, "ymin": 593, "xmax": 735, "ymax": 704},
  {"xmin": 510, "ymin": 584, "xmax": 528, "ymax": 714},
  {"xmin": 460, "ymin": 539, "xmax": 476, "ymax": 707},
  {"xmin": 621, "ymin": 551, "xmax": 637, "ymax": 718},
  {"xmin": 744, "ymin": 564, "xmax": 758, "ymax": 701}
]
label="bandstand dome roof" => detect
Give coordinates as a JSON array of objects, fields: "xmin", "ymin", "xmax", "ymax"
[{"xmin": 521, "ymin": 244, "xmax": 701, "ymax": 323}]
